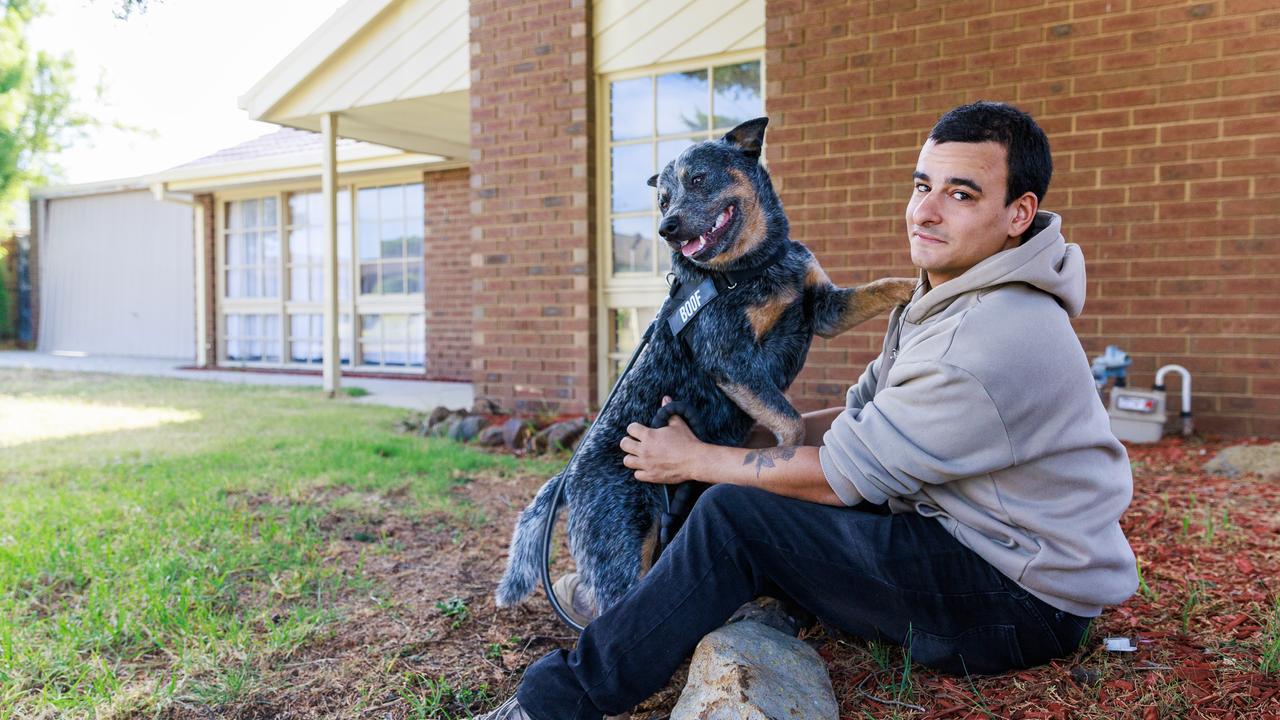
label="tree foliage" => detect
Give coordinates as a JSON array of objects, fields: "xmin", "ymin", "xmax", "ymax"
[{"xmin": 1, "ymin": 0, "xmax": 95, "ymax": 227}]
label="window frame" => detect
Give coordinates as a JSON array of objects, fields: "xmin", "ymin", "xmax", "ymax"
[
  {"xmin": 213, "ymin": 170, "xmax": 428, "ymax": 373},
  {"xmin": 594, "ymin": 51, "xmax": 766, "ymax": 401}
]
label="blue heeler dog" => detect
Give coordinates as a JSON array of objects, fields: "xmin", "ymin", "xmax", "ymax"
[{"xmin": 496, "ymin": 117, "xmax": 915, "ymax": 616}]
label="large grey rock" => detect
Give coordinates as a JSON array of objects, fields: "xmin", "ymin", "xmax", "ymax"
[
  {"xmin": 429, "ymin": 413, "xmax": 466, "ymax": 438},
  {"xmin": 527, "ymin": 417, "xmax": 588, "ymax": 453},
  {"xmin": 501, "ymin": 418, "xmax": 535, "ymax": 450},
  {"xmin": 448, "ymin": 415, "xmax": 491, "ymax": 443},
  {"xmin": 1205, "ymin": 443, "xmax": 1280, "ymax": 479},
  {"xmin": 671, "ymin": 620, "xmax": 837, "ymax": 720},
  {"xmin": 476, "ymin": 424, "xmax": 506, "ymax": 447}
]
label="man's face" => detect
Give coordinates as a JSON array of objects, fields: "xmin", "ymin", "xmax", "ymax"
[{"xmin": 905, "ymin": 139, "xmax": 1033, "ymax": 287}]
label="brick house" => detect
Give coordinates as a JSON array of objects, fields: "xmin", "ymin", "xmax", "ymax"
[{"xmin": 35, "ymin": 0, "xmax": 1280, "ymax": 435}]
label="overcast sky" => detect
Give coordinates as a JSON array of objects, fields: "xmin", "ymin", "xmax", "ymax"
[{"xmin": 29, "ymin": 0, "xmax": 348, "ymax": 186}]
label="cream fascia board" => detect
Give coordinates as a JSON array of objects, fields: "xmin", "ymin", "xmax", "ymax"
[
  {"xmin": 158, "ymin": 150, "xmax": 461, "ymax": 194},
  {"xmin": 31, "ymin": 176, "xmax": 150, "ymax": 200},
  {"xmin": 238, "ymin": 0, "xmax": 399, "ymax": 122}
]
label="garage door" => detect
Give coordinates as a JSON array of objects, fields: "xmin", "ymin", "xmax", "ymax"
[{"xmin": 38, "ymin": 190, "xmax": 195, "ymax": 360}]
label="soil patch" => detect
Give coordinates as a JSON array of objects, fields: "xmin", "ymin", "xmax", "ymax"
[
  {"xmin": 176, "ymin": 437, "xmax": 1280, "ymax": 719},
  {"xmin": 180, "ymin": 470, "xmax": 686, "ymax": 719}
]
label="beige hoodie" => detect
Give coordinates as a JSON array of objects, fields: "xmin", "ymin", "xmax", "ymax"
[{"xmin": 819, "ymin": 212, "xmax": 1138, "ymax": 617}]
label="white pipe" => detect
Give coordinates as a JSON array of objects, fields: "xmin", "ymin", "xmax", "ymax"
[
  {"xmin": 150, "ymin": 183, "xmax": 198, "ymax": 206},
  {"xmin": 1155, "ymin": 364, "xmax": 1193, "ymax": 436}
]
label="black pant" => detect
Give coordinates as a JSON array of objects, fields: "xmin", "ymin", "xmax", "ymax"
[{"xmin": 517, "ymin": 484, "xmax": 1090, "ymax": 720}]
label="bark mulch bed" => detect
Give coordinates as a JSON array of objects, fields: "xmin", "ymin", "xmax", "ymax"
[{"xmin": 199, "ymin": 437, "xmax": 1278, "ymax": 719}]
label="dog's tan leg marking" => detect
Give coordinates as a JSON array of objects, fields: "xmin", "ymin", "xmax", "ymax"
[
  {"xmin": 817, "ymin": 277, "xmax": 916, "ymax": 338},
  {"xmin": 718, "ymin": 381, "xmax": 805, "ymax": 446},
  {"xmin": 638, "ymin": 519, "xmax": 660, "ymax": 576},
  {"xmin": 804, "ymin": 259, "xmax": 831, "ymax": 289},
  {"xmin": 746, "ymin": 287, "xmax": 800, "ymax": 342}
]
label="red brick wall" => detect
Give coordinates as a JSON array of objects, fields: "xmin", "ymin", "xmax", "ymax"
[
  {"xmin": 469, "ymin": 0, "xmax": 596, "ymax": 413},
  {"xmin": 423, "ymin": 168, "xmax": 473, "ymax": 382},
  {"xmin": 766, "ymin": 0, "xmax": 1280, "ymax": 436}
]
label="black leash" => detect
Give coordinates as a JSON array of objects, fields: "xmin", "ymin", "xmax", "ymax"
[{"xmin": 539, "ymin": 243, "xmax": 791, "ymax": 632}]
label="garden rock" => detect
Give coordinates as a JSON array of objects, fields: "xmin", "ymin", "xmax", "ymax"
[
  {"xmin": 430, "ymin": 413, "xmax": 467, "ymax": 438},
  {"xmin": 476, "ymin": 425, "xmax": 505, "ymax": 447},
  {"xmin": 528, "ymin": 417, "xmax": 588, "ymax": 454},
  {"xmin": 671, "ymin": 620, "xmax": 837, "ymax": 720},
  {"xmin": 501, "ymin": 418, "xmax": 534, "ymax": 450},
  {"xmin": 423, "ymin": 406, "xmax": 455, "ymax": 436},
  {"xmin": 727, "ymin": 596, "xmax": 809, "ymax": 637},
  {"xmin": 473, "ymin": 396, "xmax": 505, "ymax": 415},
  {"xmin": 1205, "ymin": 443, "xmax": 1280, "ymax": 479},
  {"xmin": 448, "ymin": 415, "xmax": 490, "ymax": 443}
]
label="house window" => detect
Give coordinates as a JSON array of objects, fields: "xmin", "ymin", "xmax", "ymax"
[
  {"xmin": 600, "ymin": 57, "xmax": 764, "ymax": 391},
  {"xmin": 357, "ymin": 183, "xmax": 424, "ymax": 296},
  {"xmin": 224, "ymin": 198, "xmax": 279, "ymax": 298},
  {"xmin": 360, "ymin": 312, "xmax": 426, "ymax": 368},
  {"xmin": 217, "ymin": 180, "xmax": 426, "ymax": 371},
  {"xmin": 287, "ymin": 191, "xmax": 351, "ymax": 302},
  {"xmin": 224, "ymin": 313, "xmax": 280, "ymax": 362},
  {"xmin": 288, "ymin": 313, "xmax": 353, "ymax": 365}
]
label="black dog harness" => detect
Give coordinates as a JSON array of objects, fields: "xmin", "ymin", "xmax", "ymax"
[
  {"xmin": 651, "ymin": 241, "xmax": 793, "ymax": 555},
  {"xmin": 541, "ymin": 241, "xmax": 792, "ymax": 632}
]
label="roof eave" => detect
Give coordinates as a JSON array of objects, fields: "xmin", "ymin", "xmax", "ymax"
[{"xmin": 238, "ymin": 0, "xmax": 399, "ymax": 122}]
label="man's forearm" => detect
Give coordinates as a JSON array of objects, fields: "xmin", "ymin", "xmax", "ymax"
[{"xmin": 689, "ymin": 443, "xmax": 861, "ymax": 506}]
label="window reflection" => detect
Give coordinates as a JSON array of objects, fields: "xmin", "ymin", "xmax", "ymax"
[
  {"xmin": 657, "ymin": 70, "xmax": 709, "ymax": 135},
  {"xmin": 713, "ymin": 62, "xmax": 763, "ymax": 129},
  {"xmin": 611, "ymin": 77, "xmax": 652, "ymax": 141},
  {"xmin": 611, "ymin": 145, "xmax": 653, "ymax": 214},
  {"xmin": 611, "ymin": 217, "xmax": 654, "ymax": 274}
]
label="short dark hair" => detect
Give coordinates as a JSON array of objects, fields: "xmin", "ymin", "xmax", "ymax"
[{"xmin": 929, "ymin": 101, "xmax": 1052, "ymax": 206}]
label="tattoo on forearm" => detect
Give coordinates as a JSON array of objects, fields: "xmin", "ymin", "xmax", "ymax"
[{"xmin": 742, "ymin": 445, "xmax": 798, "ymax": 479}]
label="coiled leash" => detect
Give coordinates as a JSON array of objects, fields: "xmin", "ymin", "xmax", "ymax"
[
  {"xmin": 540, "ymin": 241, "xmax": 792, "ymax": 632},
  {"xmin": 647, "ymin": 401, "xmax": 707, "ymax": 556},
  {"xmin": 539, "ymin": 321, "xmax": 658, "ymax": 633}
]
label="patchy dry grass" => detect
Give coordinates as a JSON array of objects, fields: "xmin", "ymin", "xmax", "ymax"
[
  {"xmin": 0, "ymin": 369, "xmax": 546, "ymax": 719},
  {"xmin": 4, "ymin": 369, "xmax": 1277, "ymax": 719}
]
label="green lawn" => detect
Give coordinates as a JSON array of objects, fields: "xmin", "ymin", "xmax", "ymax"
[{"xmin": 0, "ymin": 370, "xmax": 533, "ymax": 719}]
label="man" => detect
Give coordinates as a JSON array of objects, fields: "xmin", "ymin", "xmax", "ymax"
[{"xmin": 475, "ymin": 101, "xmax": 1138, "ymax": 720}]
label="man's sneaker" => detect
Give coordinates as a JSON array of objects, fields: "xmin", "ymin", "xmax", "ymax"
[
  {"xmin": 551, "ymin": 572, "xmax": 599, "ymax": 626},
  {"xmin": 470, "ymin": 696, "xmax": 530, "ymax": 720}
]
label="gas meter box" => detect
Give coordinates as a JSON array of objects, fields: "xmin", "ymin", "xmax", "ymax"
[{"xmin": 1108, "ymin": 388, "xmax": 1167, "ymax": 444}]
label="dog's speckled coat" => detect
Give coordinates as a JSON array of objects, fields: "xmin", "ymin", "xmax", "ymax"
[{"xmin": 496, "ymin": 118, "xmax": 913, "ymax": 614}]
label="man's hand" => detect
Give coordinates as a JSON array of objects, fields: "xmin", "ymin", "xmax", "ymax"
[
  {"xmin": 620, "ymin": 396, "xmax": 705, "ymax": 484},
  {"xmin": 620, "ymin": 398, "xmax": 854, "ymax": 506}
]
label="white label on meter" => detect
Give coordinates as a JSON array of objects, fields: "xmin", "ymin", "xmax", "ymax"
[{"xmin": 1116, "ymin": 394, "xmax": 1155, "ymax": 413}]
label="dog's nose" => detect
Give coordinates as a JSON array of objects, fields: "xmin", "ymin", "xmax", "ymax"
[{"xmin": 658, "ymin": 215, "xmax": 681, "ymax": 239}]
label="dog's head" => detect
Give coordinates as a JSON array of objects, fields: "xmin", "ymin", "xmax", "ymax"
[{"xmin": 648, "ymin": 117, "xmax": 788, "ymax": 271}]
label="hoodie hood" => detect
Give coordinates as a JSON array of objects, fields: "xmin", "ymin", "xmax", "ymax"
[{"xmin": 906, "ymin": 211, "xmax": 1085, "ymax": 323}]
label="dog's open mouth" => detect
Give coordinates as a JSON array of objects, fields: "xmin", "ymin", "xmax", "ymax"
[{"xmin": 680, "ymin": 204, "xmax": 735, "ymax": 260}]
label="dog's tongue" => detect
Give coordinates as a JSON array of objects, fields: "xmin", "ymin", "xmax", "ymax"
[
  {"xmin": 682, "ymin": 206, "xmax": 732, "ymax": 258},
  {"xmin": 681, "ymin": 236, "xmax": 706, "ymax": 258}
]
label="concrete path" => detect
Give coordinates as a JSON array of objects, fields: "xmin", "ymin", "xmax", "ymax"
[{"xmin": 0, "ymin": 351, "xmax": 474, "ymax": 411}]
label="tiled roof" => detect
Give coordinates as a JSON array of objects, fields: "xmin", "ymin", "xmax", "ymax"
[{"xmin": 166, "ymin": 126, "xmax": 391, "ymax": 171}]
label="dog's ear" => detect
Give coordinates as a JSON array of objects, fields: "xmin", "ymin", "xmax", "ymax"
[
  {"xmin": 721, "ymin": 117, "xmax": 768, "ymax": 160},
  {"xmin": 647, "ymin": 174, "xmax": 659, "ymax": 188}
]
